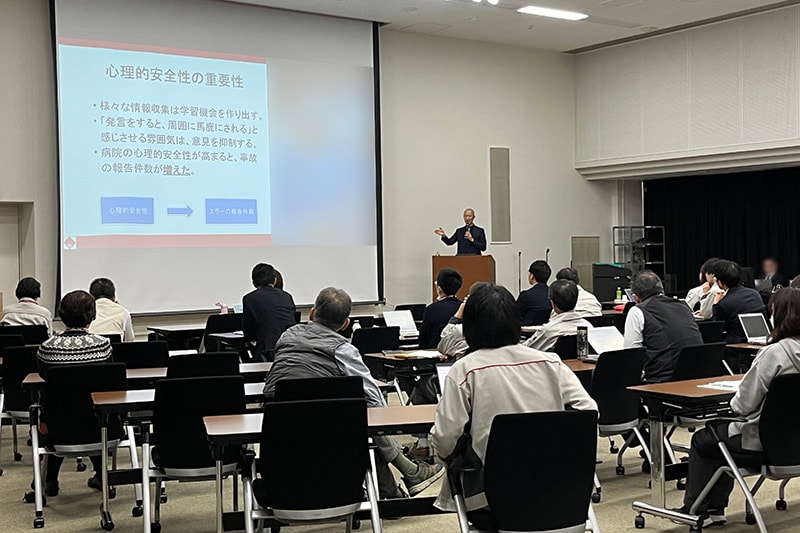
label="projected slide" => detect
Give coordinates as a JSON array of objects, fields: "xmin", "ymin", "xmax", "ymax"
[{"xmin": 59, "ymin": 41, "xmax": 270, "ymax": 249}]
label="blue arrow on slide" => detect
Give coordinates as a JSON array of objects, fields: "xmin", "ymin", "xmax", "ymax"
[{"xmin": 167, "ymin": 205, "xmax": 193, "ymax": 217}]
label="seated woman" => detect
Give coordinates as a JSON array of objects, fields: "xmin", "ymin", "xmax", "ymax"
[
  {"xmin": 25, "ymin": 290, "xmax": 112, "ymax": 500},
  {"xmin": 430, "ymin": 282, "xmax": 596, "ymax": 528},
  {"xmin": 676, "ymin": 287, "xmax": 800, "ymax": 526}
]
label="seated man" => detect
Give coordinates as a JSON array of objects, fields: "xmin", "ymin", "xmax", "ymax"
[
  {"xmin": 759, "ymin": 256, "xmax": 788, "ymax": 289},
  {"xmin": 431, "ymin": 283, "xmax": 596, "ymax": 522},
  {"xmin": 26, "ymin": 290, "xmax": 113, "ymax": 500},
  {"xmin": 516, "ymin": 260, "xmax": 552, "ymax": 326},
  {"xmin": 87, "ymin": 278, "xmax": 135, "ymax": 342},
  {"xmin": 525, "ymin": 280, "xmax": 592, "ymax": 352},
  {"xmin": 712, "ymin": 260, "xmax": 766, "ymax": 344},
  {"xmin": 675, "ymin": 288, "xmax": 800, "ymax": 527},
  {"xmin": 263, "ymin": 287, "xmax": 443, "ymax": 498},
  {"xmin": 685, "ymin": 257, "xmax": 723, "ymax": 320},
  {"xmin": 554, "ymin": 268, "xmax": 602, "ymax": 318},
  {"xmin": 242, "ymin": 263, "xmax": 297, "ymax": 362},
  {"xmin": 0, "ymin": 277, "xmax": 53, "ymax": 334},
  {"xmin": 624, "ymin": 270, "xmax": 702, "ymax": 383},
  {"xmin": 418, "ymin": 268, "xmax": 463, "ymax": 349}
]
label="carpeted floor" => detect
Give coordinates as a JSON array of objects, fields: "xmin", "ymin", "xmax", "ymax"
[{"xmin": 2, "ymin": 427, "xmax": 800, "ymax": 532}]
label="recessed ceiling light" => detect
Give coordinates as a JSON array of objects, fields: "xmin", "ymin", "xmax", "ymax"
[
  {"xmin": 517, "ymin": 5, "xmax": 588, "ymax": 21},
  {"xmin": 487, "ymin": 0, "xmax": 499, "ymax": 5}
]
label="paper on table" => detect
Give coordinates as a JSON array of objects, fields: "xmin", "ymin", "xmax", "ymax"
[
  {"xmin": 383, "ymin": 350, "xmax": 441, "ymax": 359},
  {"xmin": 697, "ymin": 380, "xmax": 743, "ymax": 392},
  {"xmin": 588, "ymin": 326, "xmax": 625, "ymax": 355}
]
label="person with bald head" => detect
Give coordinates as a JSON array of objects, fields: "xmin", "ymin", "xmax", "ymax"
[{"xmin": 434, "ymin": 208, "xmax": 486, "ymax": 256}]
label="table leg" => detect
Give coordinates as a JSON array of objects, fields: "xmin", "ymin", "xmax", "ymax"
[
  {"xmin": 650, "ymin": 415, "xmax": 665, "ymax": 507},
  {"xmin": 100, "ymin": 425, "xmax": 113, "ymax": 529},
  {"xmin": 216, "ymin": 458, "xmax": 224, "ymax": 533},
  {"xmin": 366, "ymin": 448, "xmax": 383, "ymax": 533}
]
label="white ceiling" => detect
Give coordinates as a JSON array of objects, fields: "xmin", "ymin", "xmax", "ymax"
[{"xmin": 235, "ymin": 0, "xmax": 795, "ymax": 52}]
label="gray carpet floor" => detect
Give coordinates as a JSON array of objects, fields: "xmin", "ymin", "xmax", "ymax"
[{"xmin": 2, "ymin": 427, "xmax": 800, "ymax": 532}]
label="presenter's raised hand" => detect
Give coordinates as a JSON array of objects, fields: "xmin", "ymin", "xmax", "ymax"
[
  {"xmin": 465, "ymin": 229, "xmax": 473, "ymax": 242},
  {"xmin": 434, "ymin": 227, "xmax": 446, "ymax": 236}
]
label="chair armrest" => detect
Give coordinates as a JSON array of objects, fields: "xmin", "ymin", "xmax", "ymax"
[
  {"xmin": 705, "ymin": 417, "xmax": 748, "ymax": 441},
  {"xmin": 240, "ymin": 449, "xmax": 256, "ymax": 481}
]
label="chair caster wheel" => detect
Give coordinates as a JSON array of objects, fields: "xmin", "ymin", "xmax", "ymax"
[
  {"xmin": 14, "ymin": 452, "xmax": 23, "ymax": 462},
  {"xmin": 100, "ymin": 519, "xmax": 114, "ymax": 531},
  {"xmin": 591, "ymin": 492, "xmax": 601, "ymax": 503},
  {"xmin": 76, "ymin": 462, "xmax": 87, "ymax": 472},
  {"xmin": 132, "ymin": 505, "xmax": 143, "ymax": 517},
  {"xmin": 108, "ymin": 487, "xmax": 117, "ymax": 500},
  {"xmin": 352, "ymin": 518, "xmax": 361, "ymax": 529},
  {"xmin": 634, "ymin": 515, "xmax": 645, "ymax": 529},
  {"xmin": 676, "ymin": 479, "xmax": 686, "ymax": 490},
  {"xmin": 745, "ymin": 513, "xmax": 757, "ymax": 525},
  {"xmin": 160, "ymin": 493, "xmax": 168, "ymax": 504},
  {"xmin": 33, "ymin": 517, "xmax": 45, "ymax": 529},
  {"xmin": 0, "ymin": 467, "xmax": 4, "ymax": 476},
  {"xmin": 616, "ymin": 466, "xmax": 625, "ymax": 475},
  {"xmin": 610, "ymin": 445, "xmax": 619, "ymax": 454},
  {"xmin": 151, "ymin": 521, "xmax": 162, "ymax": 533},
  {"xmin": 777, "ymin": 499, "xmax": 788, "ymax": 511}
]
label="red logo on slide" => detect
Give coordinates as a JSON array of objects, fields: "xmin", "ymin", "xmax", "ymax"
[{"xmin": 64, "ymin": 236, "xmax": 76, "ymax": 249}]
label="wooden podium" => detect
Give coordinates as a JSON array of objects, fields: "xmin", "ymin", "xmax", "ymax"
[{"xmin": 432, "ymin": 255, "xmax": 496, "ymax": 301}]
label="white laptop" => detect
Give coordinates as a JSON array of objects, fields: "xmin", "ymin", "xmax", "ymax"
[
  {"xmin": 436, "ymin": 362, "xmax": 453, "ymax": 395},
  {"xmin": 738, "ymin": 313, "xmax": 771, "ymax": 345},
  {"xmin": 587, "ymin": 326, "xmax": 625, "ymax": 358},
  {"xmin": 382, "ymin": 310, "xmax": 420, "ymax": 338}
]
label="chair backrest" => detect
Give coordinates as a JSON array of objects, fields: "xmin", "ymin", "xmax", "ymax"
[
  {"xmin": 760, "ymin": 374, "xmax": 800, "ymax": 468},
  {"xmin": 166, "ymin": 352, "xmax": 240, "ymax": 378},
  {"xmin": 394, "ymin": 304, "xmax": 426, "ymax": 322},
  {"xmin": 551, "ymin": 335, "xmax": 578, "ymax": 360},
  {"xmin": 0, "ymin": 324, "xmax": 48, "ymax": 345},
  {"xmin": 351, "ymin": 327, "xmax": 400, "ymax": 355},
  {"xmin": 258, "ymin": 399, "xmax": 368, "ymax": 511},
  {"xmin": 483, "ymin": 410, "xmax": 597, "ymax": 531},
  {"xmin": 0, "ymin": 334, "xmax": 25, "ymax": 350},
  {"xmin": 590, "ymin": 348, "xmax": 646, "ymax": 428},
  {"xmin": 201, "ymin": 313, "xmax": 243, "ymax": 351},
  {"xmin": 43, "ymin": 363, "xmax": 127, "ymax": 445},
  {"xmin": 294, "ymin": 311, "xmax": 302, "ymax": 324},
  {"xmin": 586, "ymin": 315, "xmax": 615, "ymax": 328},
  {"xmin": 697, "ymin": 321, "xmax": 725, "ymax": 344},
  {"xmin": 670, "ymin": 342, "xmax": 726, "ymax": 382},
  {"xmin": 2, "ymin": 345, "xmax": 39, "ymax": 412},
  {"xmin": 111, "ymin": 341, "xmax": 169, "ymax": 369},
  {"xmin": 102, "ymin": 334, "xmax": 122, "ymax": 344},
  {"xmin": 153, "ymin": 376, "xmax": 246, "ymax": 469},
  {"xmin": 274, "ymin": 376, "xmax": 364, "ymax": 402}
]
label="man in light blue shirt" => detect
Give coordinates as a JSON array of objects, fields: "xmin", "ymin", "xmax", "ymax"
[{"xmin": 263, "ymin": 287, "xmax": 443, "ymax": 498}]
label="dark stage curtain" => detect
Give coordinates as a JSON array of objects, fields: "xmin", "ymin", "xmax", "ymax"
[{"xmin": 643, "ymin": 169, "xmax": 800, "ymax": 292}]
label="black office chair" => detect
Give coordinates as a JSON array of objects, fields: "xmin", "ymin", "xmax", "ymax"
[
  {"xmin": 166, "ymin": 352, "xmax": 240, "ymax": 379},
  {"xmin": 150, "ymin": 376, "xmax": 247, "ymax": 531},
  {"xmin": 0, "ymin": 333, "xmax": 25, "ymax": 350},
  {"xmin": 685, "ymin": 374, "xmax": 800, "ymax": 532},
  {"xmin": 274, "ymin": 376, "xmax": 364, "ymax": 402},
  {"xmin": 551, "ymin": 335, "xmax": 578, "ymax": 360},
  {"xmin": 698, "ymin": 320, "xmax": 725, "ymax": 344},
  {"xmin": 243, "ymin": 398, "xmax": 381, "ymax": 532},
  {"xmin": 294, "ymin": 311, "xmax": 302, "ymax": 324},
  {"xmin": 199, "ymin": 313, "xmax": 243, "ymax": 353},
  {"xmin": 525, "ymin": 309, "xmax": 552, "ymax": 328},
  {"xmin": 102, "ymin": 334, "xmax": 123, "ymax": 344},
  {"xmin": 450, "ymin": 410, "xmax": 600, "ymax": 533},
  {"xmin": 588, "ymin": 348, "xmax": 648, "ymax": 480},
  {"xmin": 28, "ymin": 363, "xmax": 128, "ymax": 529},
  {"xmin": 671, "ymin": 342, "xmax": 726, "ymax": 382},
  {"xmin": 111, "ymin": 341, "xmax": 169, "ymax": 369},
  {"xmin": 394, "ymin": 304, "xmax": 426, "ymax": 322},
  {"xmin": 1, "ymin": 346, "xmax": 38, "ymax": 465},
  {"xmin": 352, "ymin": 326, "xmax": 400, "ymax": 355},
  {"xmin": 586, "ymin": 315, "xmax": 615, "ymax": 328},
  {"xmin": 0, "ymin": 324, "xmax": 48, "ymax": 345}
]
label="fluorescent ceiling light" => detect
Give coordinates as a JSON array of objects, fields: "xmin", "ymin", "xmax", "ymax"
[
  {"xmin": 488, "ymin": 0, "xmax": 499, "ymax": 4},
  {"xmin": 517, "ymin": 5, "xmax": 588, "ymax": 20}
]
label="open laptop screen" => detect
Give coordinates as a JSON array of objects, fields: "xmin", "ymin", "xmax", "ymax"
[{"xmin": 739, "ymin": 313, "xmax": 770, "ymax": 339}]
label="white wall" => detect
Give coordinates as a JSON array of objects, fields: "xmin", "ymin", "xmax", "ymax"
[
  {"xmin": 0, "ymin": 0, "xmax": 626, "ymax": 327},
  {"xmin": 380, "ymin": 30, "xmax": 618, "ymax": 305},
  {"xmin": 575, "ymin": 5, "xmax": 800, "ymax": 180}
]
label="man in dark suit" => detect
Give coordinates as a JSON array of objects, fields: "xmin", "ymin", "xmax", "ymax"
[
  {"xmin": 434, "ymin": 208, "xmax": 486, "ymax": 256},
  {"xmin": 712, "ymin": 260, "xmax": 766, "ymax": 344},
  {"xmin": 760, "ymin": 257, "xmax": 788, "ymax": 289},
  {"xmin": 242, "ymin": 263, "xmax": 297, "ymax": 361},
  {"xmin": 418, "ymin": 268, "xmax": 463, "ymax": 349},
  {"xmin": 516, "ymin": 260, "xmax": 552, "ymax": 326}
]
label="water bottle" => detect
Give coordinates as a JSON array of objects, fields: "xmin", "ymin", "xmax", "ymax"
[
  {"xmin": 615, "ymin": 287, "xmax": 622, "ymax": 300},
  {"xmin": 577, "ymin": 326, "xmax": 589, "ymax": 360}
]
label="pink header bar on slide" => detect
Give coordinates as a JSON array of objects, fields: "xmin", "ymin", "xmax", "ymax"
[
  {"xmin": 75, "ymin": 234, "xmax": 272, "ymax": 249},
  {"xmin": 58, "ymin": 37, "xmax": 267, "ymax": 64}
]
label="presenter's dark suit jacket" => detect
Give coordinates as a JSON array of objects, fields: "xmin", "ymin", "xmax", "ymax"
[
  {"xmin": 242, "ymin": 286, "xmax": 297, "ymax": 361},
  {"xmin": 441, "ymin": 225, "xmax": 487, "ymax": 256},
  {"xmin": 712, "ymin": 285, "xmax": 767, "ymax": 344},
  {"xmin": 516, "ymin": 283, "xmax": 551, "ymax": 327},
  {"xmin": 418, "ymin": 296, "xmax": 462, "ymax": 349}
]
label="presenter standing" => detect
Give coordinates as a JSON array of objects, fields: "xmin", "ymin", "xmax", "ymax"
[{"xmin": 434, "ymin": 208, "xmax": 487, "ymax": 256}]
